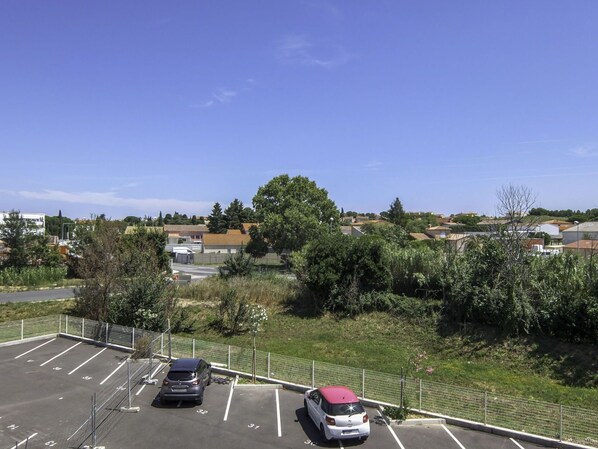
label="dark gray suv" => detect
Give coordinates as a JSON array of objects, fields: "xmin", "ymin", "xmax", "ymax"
[{"xmin": 159, "ymin": 358, "xmax": 212, "ymax": 405}]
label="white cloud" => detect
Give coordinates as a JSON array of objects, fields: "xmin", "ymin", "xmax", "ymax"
[
  {"xmin": 570, "ymin": 145, "xmax": 598, "ymax": 158},
  {"xmin": 191, "ymin": 88, "xmax": 238, "ymax": 109},
  {"xmin": 17, "ymin": 190, "xmax": 212, "ymax": 215},
  {"xmin": 364, "ymin": 160, "xmax": 383, "ymax": 169},
  {"xmin": 277, "ymin": 35, "xmax": 350, "ymax": 68}
]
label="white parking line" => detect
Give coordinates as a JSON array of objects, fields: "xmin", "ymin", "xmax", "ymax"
[
  {"xmin": 68, "ymin": 348, "xmax": 107, "ymax": 375},
  {"xmin": 338, "ymin": 440, "xmax": 344, "ymax": 448},
  {"xmin": 377, "ymin": 410, "xmax": 406, "ymax": 449},
  {"xmin": 223, "ymin": 379, "xmax": 235, "ymax": 421},
  {"xmin": 39, "ymin": 342, "xmax": 82, "ymax": 366},
  {"xmin": 442, "ymin": 424, "xmax": 467, "ymax": 449},
  {"xmin": 510, "ymin": 438, "xmax": 526, "ymax": 449},
  {"xmin": 275, "ymin": 389, "xmax": 282, "ymax": 437},
  {"xmin": 99, "ymin": 358, "xmax": 128, "ymax": 385},
  {"xmin": 10, "ymin": 432, "xmax": 38, "ymax": 448},
  {"xmin": 14, "ymin": 338, "xmax": 56, "ymax": 359},
  {"xmin": 136, "ymin": 363, "xmax": 164, "ymax": 396}
]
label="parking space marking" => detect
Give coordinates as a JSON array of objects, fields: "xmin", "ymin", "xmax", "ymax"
[
  {"xmin": 377, "ymin": 410, "xmax": 406, "ymax": 449},
  {"xmin": 67, "ymin": 347, "xmax": 107, "ymax": 375},
  {"xmin": 135, "ymin": 363, "xmax": 164, "ymax": 396},
  {"xmin": 14, "ymin": 338, "xmax": 56, "ymax": 359},
  {"xmin": 275, "ymin": 388, "xmax": 282, "ymax": 437},
  {"xmin": 338, "ymin": 440, "xmax": 344, "ymax": 448},
  {"xmin": 510, "ymin": 438, "xmax": 526, "ymax": 449},
  {"xmin": 223, "ymin": 380, "xmax": 235, "ymax": 421},
  {"xmin": 7, "ymin": 432, "xmax": 38, "ymax": 449},
  {"xmin": 39, "ymin": 341, "xmax": 82, "ymax": 366},
  {"xmin": 99, "ymin": 358, "xmax": 128, "ymax": 385},
  {"xmin": 442, "ymin": 425, "xmax": 467, "ymax": 449}
]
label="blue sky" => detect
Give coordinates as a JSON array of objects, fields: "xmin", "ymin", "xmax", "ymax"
[{"xmin": 1, "ymin": 1, "xmax": 597, "ymax": 219}]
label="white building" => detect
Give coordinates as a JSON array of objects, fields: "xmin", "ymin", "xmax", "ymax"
[
  {"xmin": 562, "ymin": 222, "xmax": 598, "ymax": 245},
  {"xmin": 0, "ymin": 212, "xmax": 46, "ymax": 236}
]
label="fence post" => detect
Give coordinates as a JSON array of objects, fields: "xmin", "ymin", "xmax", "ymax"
[
  {"xmin": 21, "ymin": 319, "xmax": 24, "ymax": 340},
  {"xmin": 59, "ymin": 314, "xmax": 62, "ymax": 334},
  {"xmin": 192, "ymin": 339, "xmax": 196, "ymax": 359},
  {"xmin": 227, "ymin": 345, "xmax": 231, "ymax": 370},
  {"xmin": 399, "ymin": 368, "xmax": 404, "ymax": 408},
  {"xmin": 484, "ymin": 391, "xmax": 488, "ymax": 425},
  {"xmin": 105, "ymin": 322, "xmax": 109, "ymax": 345},
  {"xmin": 65, "ymin": 315, "xmax": 69, "ymax": 335},
  {"xmin": 560, "ymin": 404, "xmax": 563, "ymax": 441},
  {"xmin": 161, "ymin": 333, "xmax": 164, "ymax": 355},
  {"xmin": 267, "ymin": 352, "xmax": 271, "ymax": 379},
  {"xmin": 312, "ymin": 361, "xmax": 315, "ymax": 388},
  {"xmin": 91, "ymin": 393, "xmax": 97, "ymax": 448},
  {"xmin": 167, "ymin": 319, "xmax": 172, "ymax": 360},
  {"xmin": 82, "ymin": 318, "xmax": 85, "ymax": 339},
  {"xmin": 362, "ymin": 369, "xmax": 365, "ymax": 399},
  {"xmin": 132, "ymin": 328, "xmax": 135, "ymax": 350},
  {"xmin": 419, "ymin": 378, "xmax": 422, "ymax": 411}
]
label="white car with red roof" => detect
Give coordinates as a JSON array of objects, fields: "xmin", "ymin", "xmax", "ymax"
[{"xmin": 304, "ymin": 385, "xmax": 370, "ymax": 442}]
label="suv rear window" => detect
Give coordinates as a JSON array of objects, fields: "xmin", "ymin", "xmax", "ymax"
[
  {"xmin": 168, "ymin": 371, "xmax": 194, "ymax": 381},
  {"xmin": 329, "ymin": 402, "xmax": 365, "ymax": 416}
]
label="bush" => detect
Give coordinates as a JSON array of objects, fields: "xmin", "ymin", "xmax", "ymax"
[
  {"xmin": 0, "ymin": 265, "xmax": 67, "ymax": 287},
  {"xmin": 216, "ymin": 289, "xmax": 250, "ymax": 335}
]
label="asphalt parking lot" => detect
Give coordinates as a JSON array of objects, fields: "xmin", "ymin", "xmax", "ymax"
[{"xmin": 0, "ymin": 337, "xmax": 552, "ymax": 449}]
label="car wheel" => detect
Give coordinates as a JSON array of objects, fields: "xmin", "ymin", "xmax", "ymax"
[
  {"xmin": 207, "ymin": 373, "xmax": 212, "ymax": 386},
  {"xmin": 196, "ymin": 389, "xmax": 204, "ymax": 405},
  {"xmin": 320, "ymin": 424, "xmax": 330, "ymax": 442}
]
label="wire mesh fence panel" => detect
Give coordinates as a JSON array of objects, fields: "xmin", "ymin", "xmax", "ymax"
[
  {"xmin": 255, "ymin": 349, "xmax": 269, "ymax": 377},
  {"xmin": 487, "ymin": 393, "xmax": 560, "ymax": 439},
  {"xmin": 229, "ymin": 345, "xmax": 254, "ymax": 374},
  {"xmin": 403, "ymin": 376, "xmax": 422, "ymax": 409},
  {"xmin": 563, "ymin": 404, "xmax": 598, "ymax": 446},
  {"xmin": 171, "ymin": 333, "xmax": 193, "ymax": 358},
  {"xmin": 363, "ymin": 370, "xmax": 403, "ymax": 405},
  {"xmin": 64, "ymin": 315, "xmax": 84, "ymax": 338},
  {"xmin": 269, "ymin": 352, "xmax": 312, "ymax": 386},
  {"xmin": 421, "ymin": 379, "xmax": 485, "ymax": 422},
  {"xmin": 0, "ymin": 320, "xmax": 22, "ymax": 342},
  {"xmin": 107, "ymin": 323, "xmax": 135, "ymax": 348},
  {"xmin": 314, "ymin": 360, "xmax": 362, "ymax": 393},
  {"xmin": 25, "ymin": 315, "xmax": 60, "ymax": 338},
  {"xmin": 193, "ymin": 339, "xmax": 229, "ymax": 366}
]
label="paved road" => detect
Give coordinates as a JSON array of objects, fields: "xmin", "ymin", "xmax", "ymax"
[
  {"xmin": 0, "ymin": 265, "xmax": 217, "ymax": 304},
  {"xmin": 0, "ymin": 287, "xmax": 76, "ymax": 303},
  {"xmin": 172, "ymin": 263, "xmax": 219, "ymax": 282}
]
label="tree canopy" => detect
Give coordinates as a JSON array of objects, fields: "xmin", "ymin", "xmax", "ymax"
[{"xmin": 252, "ymin": 175, "xmax": 339, "ymax": 254}]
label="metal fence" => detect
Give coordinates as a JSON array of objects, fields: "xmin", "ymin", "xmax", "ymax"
[
  {"xmin": 2, "ymin": 315, "xmax": 598, "ymax": 448},
  {"xmin": 0, "ymin": 316, "xmax": 167, "ymax": 449}
]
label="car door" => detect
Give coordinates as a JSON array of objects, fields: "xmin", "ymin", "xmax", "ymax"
[{"xmin": 307, "ymin": 391, "xmax": 322, "ymax": 425}]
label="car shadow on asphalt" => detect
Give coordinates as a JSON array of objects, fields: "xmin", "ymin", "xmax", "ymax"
[
  {"xmin": 294, "ymin": 408, "xmax": 366, "ymax": 447},
  {"xmin": 150, "ymin": 394, "xmax": 198, "ymax": 409}
]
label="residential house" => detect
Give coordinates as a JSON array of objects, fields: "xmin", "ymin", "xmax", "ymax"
[
  {"xmin": 562, "ymin": 222, "xmax": 598, "ymax": 245},
  {"xmin": 563, "ymin": 240, "xmax": 598, "ymax": 257},
  {"xmin": 202, "ymin": 233, "xmax": 251, "ymax": 254},
  {"xmin": 0, "ymin": 212, "xmax": 45, "ymax": 236},
  {"xmin": 163, "ymin": 224, "xmax": 208, "ymax": 245}
]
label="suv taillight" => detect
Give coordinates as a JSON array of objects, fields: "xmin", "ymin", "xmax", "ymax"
[
  {"xmin": 325, "ymin": 416, "xmax": 336, "ymax": 426},
  {"xmin": 363, "ymin": 414, "xmax": 369, "ymax": 423}
]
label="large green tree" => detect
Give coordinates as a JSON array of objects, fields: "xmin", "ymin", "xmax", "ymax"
[
  {"xmin": 252, "ymin": 175, "xmax": 339, "ymax": 254},
  {"xmin": 223, "ymin": 199, "xmax": 246, "ymax": 230},
  {"xmin": 0, "ymin": 210, "xmax": 30, "ymax": 269},
  {"xmin": 73, "ymin": 222, "xmax": 177, "ymax": 331},
  {"xmin": 207, "ymin": 202, "xmax": 227, "ymax": 234},
  {"xmin": 381, "ymin": 197, "xmax": 405, "ymax": 226}
]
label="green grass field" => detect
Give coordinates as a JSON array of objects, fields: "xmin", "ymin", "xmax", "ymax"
[{"xmin": 2, "ymin": 275, "xmax": 597, "ymax": 412}]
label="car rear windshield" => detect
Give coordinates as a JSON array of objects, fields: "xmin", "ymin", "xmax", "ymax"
[
  {"xmin": 168, "ymin": 371, "xmax": 194, "ymax": 381},
  {"xmin": 329, "ymin": 402, "xmax": 365, "ymax": 416}
]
